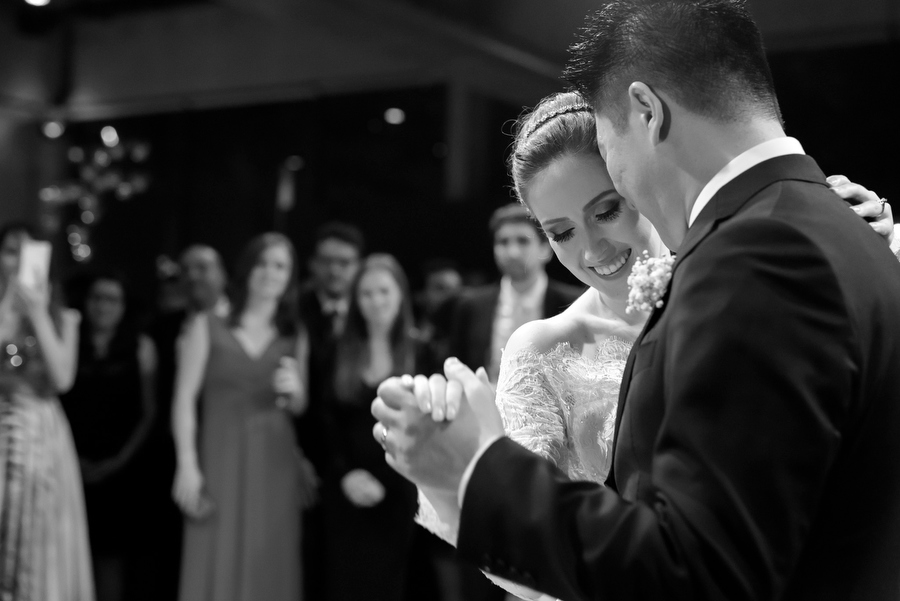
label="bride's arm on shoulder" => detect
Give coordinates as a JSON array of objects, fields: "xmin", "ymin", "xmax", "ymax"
[
  {"xmin": 826, "ymin": 174, "xmax": 894, "ymax": 246},
  {"xmin": 891, "ymin": 224, "xmax": 900, "ymax": 260}
]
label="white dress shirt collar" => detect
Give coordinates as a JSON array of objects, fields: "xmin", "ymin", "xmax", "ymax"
[{"xmin": 688, "ymin": 137, "xmax": 805, "ymax": 227}]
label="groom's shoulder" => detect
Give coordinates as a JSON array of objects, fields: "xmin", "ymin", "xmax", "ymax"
[
  {"xmin": 717, "ymin": 176, "xmax": 892, "ymax": 271},
  {"xmin": 691, "ymin": 189, "xmax": 900, "ymax": 316}
]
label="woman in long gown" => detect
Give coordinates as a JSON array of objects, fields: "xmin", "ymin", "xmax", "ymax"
[
  {"xmin": 321, "ymin": 254, "xmax": 420, "ymax": 601},
  {"xmin": 171, "ymin": 233, "xmax": 312, "ymax": 601},
  {"xmin": 0, "ymin": 223, "xmax": 94, "ymax": 601},
  {"xmin": 414, "ymin": 92, "xmax": 895, "ymax": 600}
]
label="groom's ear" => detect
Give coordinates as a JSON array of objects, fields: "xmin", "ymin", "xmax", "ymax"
[{"xmin": 628, "ymin": 82, "xmax": 668, "ymax": 145}]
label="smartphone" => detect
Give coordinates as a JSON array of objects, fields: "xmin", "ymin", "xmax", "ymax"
[{"xmin": 18, "ymin": 240, "xmax": 51, "ymax": 290}]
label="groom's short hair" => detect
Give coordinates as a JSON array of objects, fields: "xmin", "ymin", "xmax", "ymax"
[{"xmin": 563, "ymin": 0, "xmax": 782, "ymax": 131}]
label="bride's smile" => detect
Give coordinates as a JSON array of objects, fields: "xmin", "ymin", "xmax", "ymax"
[{"xmin": 588, "ymin": 247, "xmax": 632, "ymax": 277}]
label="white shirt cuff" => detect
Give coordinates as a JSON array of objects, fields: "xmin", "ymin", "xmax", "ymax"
[{"xmin": 458, "ymin": 435, "xmax": 504, "ymax": 508}]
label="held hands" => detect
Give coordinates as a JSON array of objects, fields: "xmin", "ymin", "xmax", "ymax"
[
  {"xmin": 273, "ymin": 356, "xmax": 306, "ymax": 414},
  {"xmin": 370, "ymin": 357, "xmax": 505, "ymax": 495},
  {"xmin": 341, "ymin": 469, "xmax": 385, "ymax": 507},
  {"xmin": 827, "ymin": 175, "xmax": 893, "ymax": 244}
]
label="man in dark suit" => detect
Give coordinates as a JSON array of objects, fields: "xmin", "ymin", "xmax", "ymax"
[
  {"xmin": 449, "ymin": 203, "xmax": 583, "ymax": 382},
  {"xmin": 295, "ymin": 221, "xmax": 364, "ymax": 600},
  {"xmin": 372, "ymin": 2, "xmax": 900, "ymax": 599}
]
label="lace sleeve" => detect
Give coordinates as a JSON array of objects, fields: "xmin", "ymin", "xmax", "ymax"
[
  {"xmin": 495, "ymin": 346, "xmax": 569, "ymax": 470},
  {"xmin": 415, "ymin": 488, "xmax": 458, "ymax": 546}
]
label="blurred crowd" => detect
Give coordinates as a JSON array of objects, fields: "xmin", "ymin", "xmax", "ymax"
[{"xmin": 0, "ymin": 204, "xmax": 583, "ymax": 601}]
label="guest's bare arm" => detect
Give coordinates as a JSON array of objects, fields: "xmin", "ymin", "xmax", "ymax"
[{"xmin": 171, "ymin": 314, "xmax": 210, "ymax": 517}]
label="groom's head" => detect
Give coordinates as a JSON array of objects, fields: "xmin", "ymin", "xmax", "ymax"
[
  {"xmin": 565, "ymin": 0, "xmax": 781, "ymax": 132},
  {"xmin": 563, "ymin": 0, "xmax": 783, "ymax": 246}
]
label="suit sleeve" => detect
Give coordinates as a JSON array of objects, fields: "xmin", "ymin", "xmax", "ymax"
[{"xmin": 457, "ymin": 219, "xmax": 855, "ymax": 601}]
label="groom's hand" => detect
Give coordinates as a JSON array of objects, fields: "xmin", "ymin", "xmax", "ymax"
[{"xmin": 371, "ymin": 358, "xmax": 503, "ymax": 496}]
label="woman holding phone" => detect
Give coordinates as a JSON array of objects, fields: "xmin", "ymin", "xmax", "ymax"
[
  {"xmin": 0, "ymin": 222, "xmax": 94, "ymax": 600},
  {"xmin": 171, "ymin": 233, "xmax": 313, "ymax": 601}
]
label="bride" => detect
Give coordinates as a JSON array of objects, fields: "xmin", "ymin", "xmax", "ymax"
[{"xmin": 411, "ymin": 91, "xmax": 894, "ymax": 600}]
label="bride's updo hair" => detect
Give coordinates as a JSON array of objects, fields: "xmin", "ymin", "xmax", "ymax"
[{"xmin": 509, "ymin": 91, "xmax": 600, "ymax": 206}]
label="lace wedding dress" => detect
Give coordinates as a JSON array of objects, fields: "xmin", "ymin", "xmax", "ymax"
[{"xmin": 416, "ymin": 337, "xmax": 631, "ymax": 600}]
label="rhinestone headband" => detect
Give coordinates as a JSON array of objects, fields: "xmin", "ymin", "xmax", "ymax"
[{"xmin": 522, "ymin": 103, "xmax": 593, "ymax": 141}]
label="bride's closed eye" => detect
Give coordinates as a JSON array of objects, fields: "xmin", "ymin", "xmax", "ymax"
[
  {"xmin": 550, "ymin": 229, "xmax": 575, "ymax": 243},
  {"xmin": 594, "ymin": 200, "xmax": 623, "ymax": 223}
]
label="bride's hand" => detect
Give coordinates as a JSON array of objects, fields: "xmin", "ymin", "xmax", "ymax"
[
  {"xmin": 826, "ymin": 175, "xmax": 893, "ymax": 244},
  {"xmin": 407, "ymin": 373, "xmax": 466, "ymax": 422}
]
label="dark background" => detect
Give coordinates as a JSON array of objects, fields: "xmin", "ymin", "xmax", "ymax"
[{"xmin": 47, "ymin": 41, "xmax": 898, "ymax": 309}]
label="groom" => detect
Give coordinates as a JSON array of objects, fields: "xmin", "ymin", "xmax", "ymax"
[{"xmin": 373, "ymin": 1, "xmax": 900, "ymax": 599}]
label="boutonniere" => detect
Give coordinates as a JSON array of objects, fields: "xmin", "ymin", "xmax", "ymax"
[{"xmin": 625, "ymin": 251, "xmax": 675, "ymax": 314}]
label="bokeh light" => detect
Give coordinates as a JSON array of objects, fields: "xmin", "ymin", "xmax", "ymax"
[
  {"xmin": 101, "ymin": 126, "xmax": 119, "ymax": 147},
  {"xmin": 384, "ymin": 108, "xmax": 406, "ymax": 125}
]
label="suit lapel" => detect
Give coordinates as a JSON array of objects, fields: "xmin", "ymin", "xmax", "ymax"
[
  {"xmin": 607, "ymin": 154, "xmax": 829, "ymax": 488},
  {"xmin": 608, "ymin": 281, "xmax": 671, "ymax": 488}
]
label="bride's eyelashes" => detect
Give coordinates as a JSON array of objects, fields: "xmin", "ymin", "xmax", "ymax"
[
  {"xmin": 547, "ymin": 201, "xmax": 624, "ymax": 244},
  {"xmin": 594, "ymin": 200, "xmax": 623, "ymax": 223},
  {"xmin": 551, "ymin": 229, "xmax": 575, "ymax": 243}
]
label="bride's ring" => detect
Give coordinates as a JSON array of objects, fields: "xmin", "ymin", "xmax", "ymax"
[
  {"xmin": 879, "ymin": 198, "xmax": 888, "ymax": 215},
  {"xmin": 380, "ymin": 425, "xmax": 388, "ymax": 446}
]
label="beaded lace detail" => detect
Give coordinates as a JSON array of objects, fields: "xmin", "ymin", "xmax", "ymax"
[{"xmin": 496, "ymin": 337, "xmax": 630, "ymax": 485}]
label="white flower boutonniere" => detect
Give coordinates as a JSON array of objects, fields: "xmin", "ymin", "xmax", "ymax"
[{"xmin": 625, "ymin": 251, "xmax": 675, "ymax": 314}]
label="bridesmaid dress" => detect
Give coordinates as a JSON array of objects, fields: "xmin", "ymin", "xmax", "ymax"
[{"xmin": 177, "ymin": 316, "xmax": 303, "ymax": 601}]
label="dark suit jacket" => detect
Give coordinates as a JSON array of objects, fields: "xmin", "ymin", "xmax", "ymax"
[
  {"xmin": 447, "ymin": 278, "xmax": 584, "ymax": 371},
  {"xmin": 295, "ymin": 286, "xmax": 341, "ymax": 468},
  {"xmin": 457, "ymin": 155, "xmax": 900, "ymax": 600}
]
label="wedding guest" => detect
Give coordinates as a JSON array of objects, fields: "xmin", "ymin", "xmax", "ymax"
[
  {"xmin": 61, "ymin": 272, "xmax": 156, "ymax": 601},
  {"xmin": 296, "ymin": 221, "xmax": 364, "ymax": 464},
  {"xmin": 415, "ymin": 258, "xmax": 463, "ymax": 373},
  {"xmin": 417, "ymin": 258, "xmax": 463, "ymax": 322},
  {"xmin": 0, "ymin": 222, "xmax": 94, "ymax": 600},
  {"xmin": 143, "ymin": 243, "xmax": 229, "ymax": 601},
  {"xmin": 300, "ymin": 222, "xmax": 365, "ymax": 343},
  {"xmin": 321, "ymin": 254, "xmax": 419, "ymax": 601},
  {"xmin": 295, "ymin": 221, "xmax": 364, "ymax": 599},
  {"xmin": 172, "ymin": 233, "xmax": 312, "ymax": 601},
  {"xmin": 448, "ymin": 204, "xmax": 583, "ymax": 384}
]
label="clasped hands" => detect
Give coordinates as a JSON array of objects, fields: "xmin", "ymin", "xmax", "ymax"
[{"xmin": 371, "ymin": 357, "xmax": 505, "ymax": 498}]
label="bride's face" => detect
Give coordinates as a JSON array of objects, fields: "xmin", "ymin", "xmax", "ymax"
[{"xmin": 525, "ymin": 153, "xmax": 661, "ymax": 298}]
